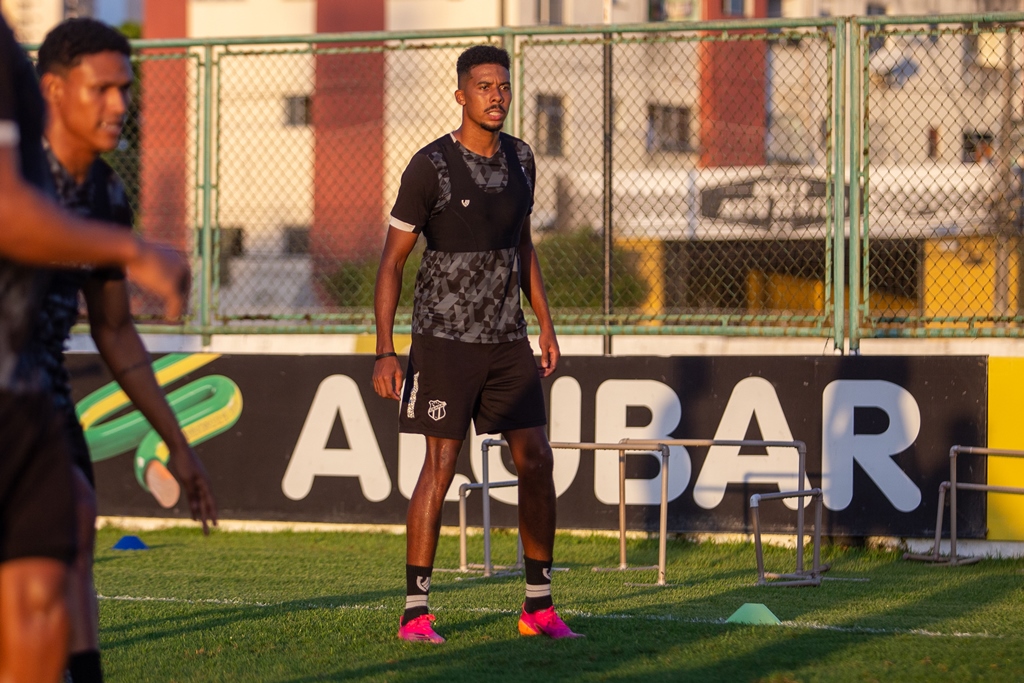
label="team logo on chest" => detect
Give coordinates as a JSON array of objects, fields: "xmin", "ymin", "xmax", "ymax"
[
  {"xmin": 428, "ymin": 400, "xmax": 447, "ymax": 421},
  {"xmin": 461, "ymin": 199, "xmax": 470, "ymax": 207}
]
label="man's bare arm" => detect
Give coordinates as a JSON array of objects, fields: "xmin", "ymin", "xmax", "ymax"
[
  {"xmin": 84, "ymin": 277, "xmax": 217, "ymax": 533},
  {"xmin": 372, "ymin": 227, "xmax": 419, "ymax": 400},
  {"xmin": 519, "ymin": 216, "xmax": 559, "ymax": 377}
]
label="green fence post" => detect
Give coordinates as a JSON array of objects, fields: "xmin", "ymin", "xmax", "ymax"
[
  {"xmin": 602, "ymin": 31, "xmax": 613, "ymax": 355},
  {"xmin": 211, "ymin": 44, "xmax": 224, "ymax": 327},
  {"xmin": 832, "ymin": 18, "xmax": 847, "ymax": 353},
  {"xmin": 199, "ymin": 43, "xmax": 214, "ymax": 339},
  {"xmin": 847, "ymin": 19, "xmax": 863, "ymax": 354}
]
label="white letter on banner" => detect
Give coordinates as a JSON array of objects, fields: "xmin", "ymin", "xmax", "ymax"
[
  {"xmin": 593, "ymin": 379, "xmax": 691, "ymax": 506},
  {"xmin": 467, "ymin": 375, "xmax": 582, "ymax": 505},
  {"xmin": 398, "ymin": 432, "xmax": 469, "ymax": 502},
  {"xmin": 693, "ymin": 376, "xmax": 808, "ymax": 511},
  {"xmin": 548, "ymin": 376, "xmax": 582, "ymax": 497},
  {"xmin": 821, "ymin": 380, "xmax": 922, "ymax": 512},
  {"xmin": 282, "ymin": 375, "xmax": 392, "ymax": 502}
]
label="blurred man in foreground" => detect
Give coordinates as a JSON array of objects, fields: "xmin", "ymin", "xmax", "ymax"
[{"xmin": 0, "ymin": 10, "xmax": 190, "ymax": 683}]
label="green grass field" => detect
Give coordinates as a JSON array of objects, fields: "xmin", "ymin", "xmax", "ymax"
[{"xmin": 93, "ymin": 526, "xmax": 1024, "ymax": 682}]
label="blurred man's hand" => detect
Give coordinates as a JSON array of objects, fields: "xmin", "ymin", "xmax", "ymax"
[{"xmin": 125, "ymin": 242, "xmax": 190, "ymax": 320}]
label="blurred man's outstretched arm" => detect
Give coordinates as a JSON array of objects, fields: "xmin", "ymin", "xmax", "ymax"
[{"xmin": 0, "ymin": 145, "xmax": 189, "ymax": 318}]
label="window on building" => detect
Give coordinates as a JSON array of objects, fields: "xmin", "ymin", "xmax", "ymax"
[
  {"xmin": 284, "ymin": 95, "xmax": 312, "ymax": 127},
  {"xmin": 214, "ymin": 226, "xmax": 243, "ymax": 286},
  {"xmin": 63, "ymin": 0, "xmax": 95, "ymax": 19},
  {"xmin": 765, "ymin": 0, "xmax": 801, "ymax": 46},
  {"xmin": 722, "ymin": 0, "xmax": 744, "ymax": 16},
  {"xmin": 866, "ymin": 4, "xmax": 886, "ymax": 54},
  {"xmin": 537, "ymin": 0, "xmax": 563, "ymax": 25},
  {"xmin": 963, "ymin": 30, "xmax": 1005, "ymax": 69},
  {"xmin": 536, "ymin": 94, "xmax": 565, "ymax": 157},
  {"xmin": 220, "ymin": 226, "xmax": 245, "ymax": 257},
  {"xmin": 962, "ymin": 33, "xmax": 980, "ymax": 66},
  {"xmin": 962, "ymin": 130, "xmax": 994, "ymax": 164},
  {"xmin": 283, "ymin": 226, "xmax": 310, "ymax": 255},
  {"xmin": 928, "ymin": 127, "xmax": 940, "ymax": 160},
  {"xmin": 647, "ymin": 104, "xmax": 693, "ymax": 153},
  {"xmin": 649, "ymin": 0, "xmax": 695, "ymax": 20}
]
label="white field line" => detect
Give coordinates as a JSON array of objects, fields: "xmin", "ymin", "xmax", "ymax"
[
  {"xmin": 97, "ymin": 595, "xmax": 1002, "ymax": 639},
  {"xmin": 97, "ymin": 594, "xmax": 389, "ymax": 611}
]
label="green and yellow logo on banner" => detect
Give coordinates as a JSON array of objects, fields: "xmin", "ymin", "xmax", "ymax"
[{"xmin": 76, "ymin": 353, "xmax": 242, "ymax": 499}]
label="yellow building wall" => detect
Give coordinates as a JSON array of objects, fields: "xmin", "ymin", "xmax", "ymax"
[
  {"xmin": 615, "ymin": 238, "xmax": 665, "ymax": 319},
  {"xmin": 987, "ymin": 357, "xmax": 1024, "ymax": 540},
  {"xmin": 924, "ymin": 237, "xmax": 1019, "ymax": 322},
  {"xmin": 744, "ymin": 272, "xmax": 915, "ymax": 321}
]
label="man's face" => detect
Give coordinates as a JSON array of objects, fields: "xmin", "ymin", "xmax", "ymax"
[
  {"xmin": 46, "ymin": 50, "xmax": 132, "ymax": 154},
  {"xmin": 456, "ymin": 63, "xmax": 511, "ymax": 133}
]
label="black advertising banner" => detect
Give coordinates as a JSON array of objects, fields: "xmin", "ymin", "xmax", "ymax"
[{"xmin": 67, "ymin": 354, "xmax": 987, "ymax": 538}]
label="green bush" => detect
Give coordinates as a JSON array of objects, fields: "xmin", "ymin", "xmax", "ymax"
[
  {"xmin": 325, "ymin": 257, "xmax": 416, "ymax": 309},
  {"xmin": 534, "ymin": 227, "xmax": 648, "ymax": 310},
  {"xmin": 325, "ymin": 228, "xmax": 647, "ymax": 311}
]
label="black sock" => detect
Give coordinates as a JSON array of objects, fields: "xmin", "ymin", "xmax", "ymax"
[
  {"xmin": 68, "ymin": 650, "xmax": 103, "ymax": 683},
  {"xmin": 402, "ymin": 564, "xmax": 432, "ymax": 626},
  {"xmin": 523, "ymin": 556, "xmax": 553, "ymax": 614}
]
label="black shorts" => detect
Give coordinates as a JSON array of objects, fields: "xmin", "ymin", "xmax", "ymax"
[
  {"xmin": 399, "ymin": 334, "xmax": 547, "ymax": 440},
  {"xmin": 0, "ymin": 391, "xmax": 77, "ymax": 565},
  {"xmin": 61, "ymin": 405, "xmax": 94, "ymax": 488}
]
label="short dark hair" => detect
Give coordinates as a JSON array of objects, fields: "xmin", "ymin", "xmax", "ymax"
[
  {"xmin": 37, "ymin": 18, "xmax": 132, "ymax": 77},
  {"xmin": 456, "ymin": 45, "xmax": 510, "ymax": 83}
]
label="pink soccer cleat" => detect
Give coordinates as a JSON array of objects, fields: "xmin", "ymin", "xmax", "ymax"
[
  {"xmin": 398, "ymin": 614, "xmax": 445, "ymax": 643},
  {"xmin": 518, "ymin": 605, "xmax": 584, "ymax": 639}
]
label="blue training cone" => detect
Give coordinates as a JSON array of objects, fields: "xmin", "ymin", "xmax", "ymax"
[
  {"xmin": 726, "ymin": 603, "xmax": 781, "ymax": 625},
  {"xmin": 112, "ymin": 535, "xmax": 149, "ymax": 551}
]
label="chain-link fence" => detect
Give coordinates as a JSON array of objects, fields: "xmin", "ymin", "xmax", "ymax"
[
  {"xmin": 852, "ymin": 15, "xmax": 1024, "ymax": 343},
  {"xmin": 128, "ymin": 46, "xmax": 203, "ymax": 322},
  {"xmin": 58, "ymin": 14, "xmax": 1024, "ymax": 341},
  {"xmin": 518, "ymin": 24, "xmax": 838, "ymax": 335}
]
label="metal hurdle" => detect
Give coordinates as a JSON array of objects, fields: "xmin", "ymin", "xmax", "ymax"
[
  {"xmin": 474, "ymin": 439, "xmax": 673, "ymax": 585},
  {"xmin": 905, "ymin": 445, "xmax": 1024, "ymax": 566},
  {"xmin": 440, "ymin": 479, "xmax": 524, "ymax": 576},
  {"xmin": 622, "ymin": 439, "xmax": 827, "ymax": 587},
  {"xmin": 750, "ymin": 489, "xmax": 826, "ymax": 586}
]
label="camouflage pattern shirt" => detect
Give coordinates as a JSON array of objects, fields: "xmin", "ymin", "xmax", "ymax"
[{"xmin": 390, "ymin": 132, "xmax": 535, "ymax": 344}]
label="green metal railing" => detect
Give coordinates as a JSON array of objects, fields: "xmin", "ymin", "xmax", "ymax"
[{"xmin": 43, "ymin": 14, "xmax": 1024, "ymax": 346}]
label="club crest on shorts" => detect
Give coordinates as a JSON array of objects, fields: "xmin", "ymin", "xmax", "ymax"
[
  {"xmin": 427, "ymin": 399, "xmax": 447, "ymax": 421},
  {"xmin": 461, "ymin": 199, "xmax": 470, "ymax": 207}
]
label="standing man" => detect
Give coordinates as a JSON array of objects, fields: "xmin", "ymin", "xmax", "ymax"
[
  {"xmin": 373, "ymin": 45, "xmax": 581, "ymax": 643},
  {"xmin": 35, "ymin": 18, "xmax": 218, "ymax": 683},
  {"xmin": 0, "ymin": 10, "xmax": 190, "ymax": 683}
]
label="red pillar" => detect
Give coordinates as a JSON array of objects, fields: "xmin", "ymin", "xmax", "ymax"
[
  {"xmin": 313, "ymin": 0, "xmax": 386, "ymax": 292},
  {"xmin": 140, "ymin": 0, "xmax": 189, "ymax": 252},
  {"xmin": 698, "ymin": 0, "xmax": 768, "ymax": 167}
]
